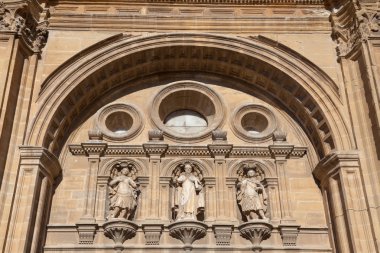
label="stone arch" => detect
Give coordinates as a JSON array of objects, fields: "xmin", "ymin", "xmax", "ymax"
[
  {"xmin": 161, "ymin": 159, "xmax": 213, "ymax": 177},
  {"xmin": 99, "ymin": 158, "xmax": 148, "ymax": 177},
  {"xmin": 26, "ymin": 33, "xmax": 353, "ymax": 159},
  {"xmin": 227, "ymin": 159, "xmax": 276, "ymax": 178}
]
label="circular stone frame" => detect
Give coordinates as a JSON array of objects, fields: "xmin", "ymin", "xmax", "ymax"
[
  {"xmin": 96, "ymin": 103, "xmax": 144, "ymax": 142},
  {"xmin": 231, "ymin": 104, "xmax": 277, "ymax": 142},
  {"xmin": 150, "ymin": 81, "xmax": 225, "ymax": 142}
]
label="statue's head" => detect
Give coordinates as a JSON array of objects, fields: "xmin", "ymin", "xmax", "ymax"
[
  {"xmin": 247, "ymin": 169, "xmax": 256, "ymax": 177},
  {"xmin": 184, "ymin": 163, "xmax": 192, "ymax": 173},
  {"xmin": 121, "ymin": 167, "xmax": 130, "ymax": 175}
]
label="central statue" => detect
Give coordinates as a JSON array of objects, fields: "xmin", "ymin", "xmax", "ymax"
[{"xmin": 171, "ymin": 162, "xmax": 205, "ymax": 221}]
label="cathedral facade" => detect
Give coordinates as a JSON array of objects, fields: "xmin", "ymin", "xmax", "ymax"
[{"xmin": 0, "ymin": 0, "xmax": 380, "ymax": 252}]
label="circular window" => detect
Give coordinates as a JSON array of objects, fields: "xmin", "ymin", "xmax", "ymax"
[
  {"xmin": 241, "ymin": 112, "xmax": 269, "ymax": 134},
  {"xmin": 150, "ymin": 81, "xmax": 225, "ymax": 141},
  {"xmin": 105, "ymin": 111, "xmax": 133, "ymax": 134},
  {"xmin": 231, "ymin": 104, "xmax": 277, "ymax": 142},
  {"xmin": 164, "ymin": 110, "xmax": 208, "ymax": 134},
  {"xmin": 96, "ymin": 103, "xmax": 144, "ymax": 141}
]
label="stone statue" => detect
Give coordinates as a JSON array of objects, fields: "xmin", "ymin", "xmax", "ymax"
[
  {"xmin": 108, "ymin": 162, "xmax": 139, "ymax": 220},
  {"xmin": 171, "ymin": 162, "xmax": 205, "ymax": 221},
  {"xmin": 237, "ymin": 164, "xmax": 268, "ymax": 221}
]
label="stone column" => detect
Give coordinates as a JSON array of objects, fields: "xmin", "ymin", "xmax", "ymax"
[
  {"xmin": 263, "ymin": 178, "xmax": 281, "ymax": 222},
  {"xmin": 143, "ymin": 132, "xmax": 168, "ymax": 220},
  {"xmin": 208, "ymin": 130, "xmax": 233, "ymax": 221},
  {"xmin": 95, "ymin": 176, "xmax": 109, "ymax": 222},
  {"xmin": 314, "ymin": 151, "xmax": 377, "ymax": 253},
  {"xmin": 3, "ymin": 146, "xmax": 61, "ymax": 253},
  {"xmin": 76, "ymin": 132, "xmax": 107, "ymax": 244}
]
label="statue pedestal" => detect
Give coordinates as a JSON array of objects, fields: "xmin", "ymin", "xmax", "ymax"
[
  {"xmin": 168, "ymin": 220, "xmax": 208, "ymax": 252},
  {"xmin": 103, "ymin": 219, "xmax": 138, "ymax": 252},
  {"xmin": 238, "ymin": 220, "xmax": 273, "ymax": 252}
]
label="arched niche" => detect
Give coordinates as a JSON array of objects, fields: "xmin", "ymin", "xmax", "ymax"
[
  {"xmin": 226, "ymin": 160, "xmax": 280, "ymax": 222},
  {"xmin": 160, "ymin": 159, "xmax": 215, "ymax": 222},
  {"xmin": 26, "ymin": 33, "xmax": 353, "ymax": 160},
  {"xmin": 94, "ymin": 158, "xmax": 148, "ymax": 222}
]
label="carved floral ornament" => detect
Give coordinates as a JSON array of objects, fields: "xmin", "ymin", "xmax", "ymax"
[{"xmin": 0, "ymin": 1, "xmax": 49, "ymax": 52}]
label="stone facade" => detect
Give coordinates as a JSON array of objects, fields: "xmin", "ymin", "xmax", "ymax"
[{"xmin": 0, "ymin": 0, "xmax": 380, "ymax": 252}]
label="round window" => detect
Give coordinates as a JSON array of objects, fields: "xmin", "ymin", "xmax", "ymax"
[
  {"xmin": 105, "ymin": 111, "xmax": 133, "ymax": 134},
  {"xmin": 164, "ymin": 110, "xmax": 208, "ymax": 134},
  {"xmin": 241, "ymin": 112, "xmax": 268, "ymax": 134},
  {"xmin": 231, "ymin": 104, "xmax": 277, "ymax": 142}
]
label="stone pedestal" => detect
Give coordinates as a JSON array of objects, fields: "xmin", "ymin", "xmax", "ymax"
[
  {"xmin": 103, "ymin": 219, "xmax": 138, "ymax": 252},
  {"xmin": 238, "ymin": 220, "xmax": 273, "ymax": 252},
  {"xmin": 168, "ymin": 220, "xmax": 208, "ymax": 252}
]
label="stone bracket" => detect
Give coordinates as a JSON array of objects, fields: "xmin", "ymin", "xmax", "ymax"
[
  {"xmin": 278, "ymin": 224, "xmax": 300, "ymax": 246},
  {"xmin": 142, "ymin": 224, "xmax": 164, "ymax": 245},
  {"xmin": 75, "ymin": 222, "xmax": 98, "ymax": 244},
  {"xmin": 212, "ymin": 224, "xmax": 234, "ymax": 246}
]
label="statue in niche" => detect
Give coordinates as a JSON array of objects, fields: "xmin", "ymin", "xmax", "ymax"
[
  {"xmin": 236, "ymin": 163, "xmax": 268, "ymax": 221},
  {"xmin": 107, "ymin": 162, "xmax": 139, "ymax": 220},
  {"xmin": 171, "ymin": 162, "xmax": 205, "ymax": 221}
]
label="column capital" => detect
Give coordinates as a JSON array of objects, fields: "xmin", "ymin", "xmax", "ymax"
[
  {"xmin": 207, "ymin": 144, "xmax": 233, "ymax": 159},
  {"xmin": 269, "ymin": 145, "xmax": 294, "ymax": 160},
  {"xmin": 142, "ymin": 143, "xmax": 168, "ymax": 158},
  {"xmin": 313, "ymin": 150, "xmax": 360, "ymax": 183},
  {"xmin": 19, "ymin": 145, "xmax": 61, "ymax": 180}
]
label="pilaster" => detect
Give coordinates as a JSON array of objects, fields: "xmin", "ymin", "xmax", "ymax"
[
  {"xmin": 4, "ymin": 146, "xmax": 61, "ymax": 253},
  {"xmin": 314, "ymin": 151, "xmax": 377, "ymax": 253}
]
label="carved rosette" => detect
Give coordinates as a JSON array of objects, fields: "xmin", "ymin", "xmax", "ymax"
[
  {"xmin": 103, "ymin": 219, "xmax": 138, "ymax": 251},
  {"xmin": 168, "ymin": 220, "xmax": 207, "ymax": 252},
  {"xmin": 238, "ymin": 221, "xmax": 273, "ymax": 252}
]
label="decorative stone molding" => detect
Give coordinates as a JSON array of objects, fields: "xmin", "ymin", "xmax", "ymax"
[
  {"xmin": 142, "ymin": 224, "xmax": 164, "ymax": 245},
  {"xmin": 103, "ymin": 219, "xmax": 138, "ymax": 251},
  {"xmin": 238, "ymin": 221, "xmax": 273, "ymax": 252},
  {"xmin": 279, "ymin": 224, "xmax": 300, "ymax": 246},
  {"xmin": 96, "ymin": 103, "xmax": 144, "ymax": 142},
  {"xmin": 329, "ymin": 0, "xmax": 379, "ymax": 58},
  {"xmin": 142, "ymin": 143, "xmax": 168, "ymax": 157},
  {"xmin": 168, "ymin": 220, "xmax": 208, "ymax": 252},
  {"xmin": 88, "ymin": 130, "xmax": 103, "ymax": 141},
  {"xmin": 212, "ymin": 224, "xmax": 233, "ymax": 246},
  {"xmin": 150, "ymin": 80, "xmax": 225, "ymax": 142},
  {"xmin": 208, "ymin": 144, "xmax": 233, "ymax": 158},
  {"xmin": 81, "ymin": 142, "xmax": 108, "ymax": 156},
  {"xmin": 0, "ymin": 0, "xmax": 49, "ymax": 52},
  {"xmin": 75, "ymin": 222, "xmax": 97, "ymax": 244}
]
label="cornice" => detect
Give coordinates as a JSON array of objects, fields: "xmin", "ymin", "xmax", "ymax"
[{"xmin": 68, "ymin": 144, "xmax": 307, "ymax": 159}]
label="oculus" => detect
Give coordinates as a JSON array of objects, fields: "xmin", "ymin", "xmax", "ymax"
[
  {"xmin": 150, "ymin": 81, "xmax": 225, "ymax": 141},
  {"xmin": 231, "ymin": 104, "xmax": 277, "ymax": 142},
  {"xmin": 96, "ymin": 103, "xmax": 144, "ymax": 141}
]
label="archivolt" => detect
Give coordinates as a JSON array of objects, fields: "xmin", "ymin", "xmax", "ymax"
[{"xmin": 26, "ymin": 33, "xmax": 353, "ymax": 158}]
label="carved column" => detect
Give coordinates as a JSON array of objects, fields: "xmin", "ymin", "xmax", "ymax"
[
  {"xmin": 204, "ymin": 177, "xmax": 217, "ymax": 222},
  {"xmin": 76, "ymin": 133, "xmax": 107, "ymax": 244},
  {"xmin": 143, "ymin": 136, "xmax": 168, "ymax": 220},
  {"xmin": 314, "ymin": 151, "xmax": 376, "ymax": 253},
  {"xmin": 3, "ymin": 146, "xmax": 61, "ymax": 253},
  {"xmin": 208, "ymin": 141, "xmax": 232, "ymax": 221},
  {"xmin": 95, "ymin": 176, "xmax": 109, "ymax": 222}
]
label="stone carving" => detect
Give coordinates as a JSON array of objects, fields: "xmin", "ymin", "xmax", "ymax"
[
  {"xmin": 171, "ymin": 162, "xmax": 205, "ymax": 221},
  {"xmin": 168, "ymin": 220, "xmax": 207, "ymax": 253},
  {"xmin": 236, "ymin": 163, "xmax": 268, "ymax": 221},
  {"xmin": 238, "ymin": 221, "xmax": 273, "ymax": 252},
  {"xmin": 0, "ymin": 1, "xmax": 49, "ymax": 52},
  {"xmin": 103, "ymin": 219, "xmax": 138, "ymax": 252},
  {"xmin": 107, "ymin": 162, "xmax": 139, "ymax": 220}
]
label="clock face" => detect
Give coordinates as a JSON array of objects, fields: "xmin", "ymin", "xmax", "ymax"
[{"xmin": 164, "ymin": 109, "xmax": 208, "ymax": 134}]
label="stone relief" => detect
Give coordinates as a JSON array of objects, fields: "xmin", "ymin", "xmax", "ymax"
[
  {"xmin": 171, "ymin": 162, "xmax": 205, "ymax": 221},
  {"xmin": 236, "ymin": 163, "xmax": 269, "ymax": 221},
  {"xmin": 107, "ymin": 162, "xmax": 140, "ymax": 220}
]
